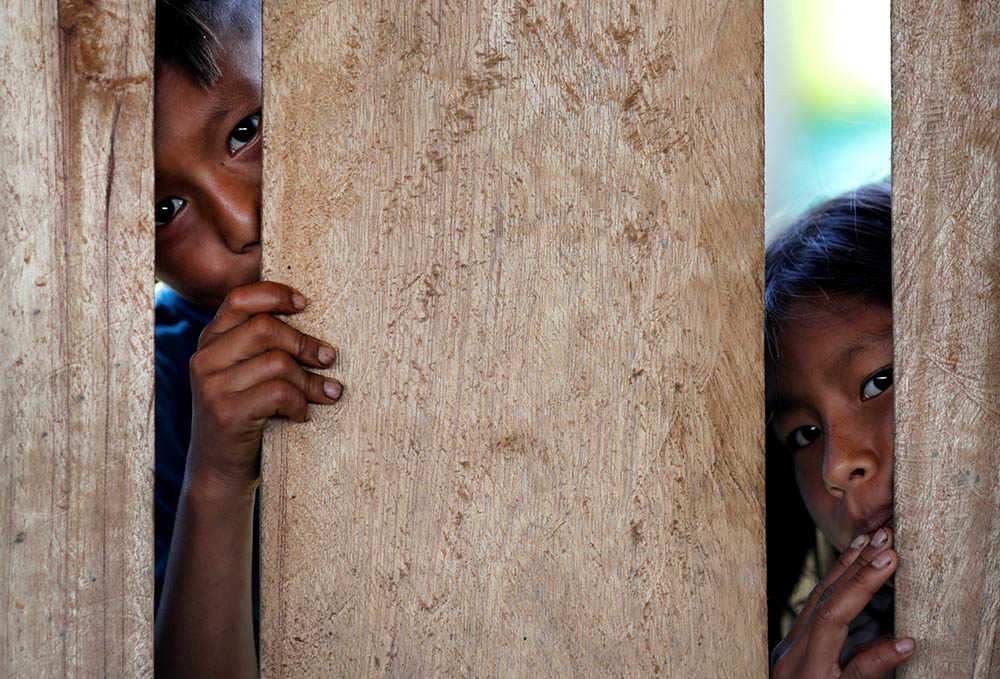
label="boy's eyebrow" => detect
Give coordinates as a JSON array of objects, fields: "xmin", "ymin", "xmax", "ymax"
[
  {"xmin": 207, "ymin": 98, "xmax": 245, "ymax": 124},
  {"xmin": 206, "ymin": 80, "xmax": 260, "ymax": 125},
  {"xmin": 209, "ymin": 105, "xmax": 235, "ymax": 124}
]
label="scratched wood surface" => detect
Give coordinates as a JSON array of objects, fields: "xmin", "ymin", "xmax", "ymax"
[
  {"xmin": 261, "ymin": 1, "xmax": 764, "ymax": 675},
  {"xmin": 0, "ymin": 1, "xmax": 154, "ymax": 677},
  {"xmin": 893, "ymin": 1, "xmax": 1000, "ymax": 677}
]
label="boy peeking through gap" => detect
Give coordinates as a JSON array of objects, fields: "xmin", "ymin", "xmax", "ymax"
[{"xmin": 153, "ymin": 1, "xmax": 341, "ymax": 676}]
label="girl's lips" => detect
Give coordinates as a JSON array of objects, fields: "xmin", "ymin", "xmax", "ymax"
[{"xmin": 860, "ymin": 505, "xmax": 894, "ymax": 535}]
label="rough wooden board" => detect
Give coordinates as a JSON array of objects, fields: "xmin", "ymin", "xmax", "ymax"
[
  {"xmin": 0, "ymin": 1, "xmax": 154, "ymax": 677},
  {"xmin": 261, "ymin": 1, "xmax": 764, "ymax": 676},
  {"xmin": 892, "ymin": 1, "xmax": 1000, "ymax": 676}
]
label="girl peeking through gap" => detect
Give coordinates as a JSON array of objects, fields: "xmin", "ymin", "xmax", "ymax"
[{"xmin": 765, "ymin": 182, "xmax": 916, "ymax": 677}]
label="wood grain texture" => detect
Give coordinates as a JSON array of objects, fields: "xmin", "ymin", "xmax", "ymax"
[
  {"xmin": 0, "ymin": 1, "xmax": 154, "ymax": 677},
  {"xmin": 893, "ymin": 1, "xmax": 1000, "ymax": 677},
  {"xmin": 261, "ymin": 1, "xmax": 763, "ymax": 675}
]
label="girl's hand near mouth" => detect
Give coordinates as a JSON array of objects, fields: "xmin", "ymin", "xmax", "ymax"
[{"xmin": 770, "ymin": 527, "xmax": 914, "ymax": 679}]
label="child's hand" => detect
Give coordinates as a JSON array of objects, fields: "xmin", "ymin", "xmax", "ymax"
[
  {"xmin": 185, "ymin": 281, "xmax": 342, "ymax": 494},
  {"xmin": 770, "ymin": 528, "xmax": 914, "ymax": 678}
]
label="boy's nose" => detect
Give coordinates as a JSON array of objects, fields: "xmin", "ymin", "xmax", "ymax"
[{"xmin": 207, "ymin": 174, "xmax": 261, "ymax": 254}]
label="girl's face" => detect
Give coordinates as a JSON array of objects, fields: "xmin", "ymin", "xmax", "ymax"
[{"xmin": 769, "ymin": 297, "xmax": 894, "ymax": 551}]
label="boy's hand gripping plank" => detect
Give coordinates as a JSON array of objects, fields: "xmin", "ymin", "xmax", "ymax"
[
  {"xmin": 187, "ymin": 281, "xmax": 342, "ymax": 490},
  {"xmin": 770, "ymin": 528, "xmax": 914, "ymax": 679},
  {"xmin": 155, "ymin": 281, "xmax": 341, "ymax": 679}
]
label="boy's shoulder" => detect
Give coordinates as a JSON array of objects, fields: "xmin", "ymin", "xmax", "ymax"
[
  {"xmin": 154, "ymin": 285, "xmax": 214, "ymax": 396},
  {"xmin": 155, "ymin": 284, "xmax": 215, "ymax": 331}
]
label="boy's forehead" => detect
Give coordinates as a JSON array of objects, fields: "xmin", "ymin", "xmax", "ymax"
[
  {"xmin": 222, "ymin": 38, "xmax": 262, "ymax": 88},
  {"xmin": 154, "ymin": 44, "xmax": 260, "ymax": 120}
]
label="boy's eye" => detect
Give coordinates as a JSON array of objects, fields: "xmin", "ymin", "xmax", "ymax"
[
  {"xmin": 861, "ymin": 365, "xmax": 893, "ymax": 401},
  {"xmin": 155, "ymin": 197, "xmax": 186, "ymax": 226},
  {"xmin": 228, "ymin": 113, "xmax": 260, "ymax": 154},
  {"xmin": 787, "ymin": 425, "xmax": 821, "ymax": 451}
]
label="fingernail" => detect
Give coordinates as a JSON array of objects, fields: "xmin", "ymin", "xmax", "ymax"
[
  {"xmin": 324, "ymin": 381, "xmax": 342, "ymax": 399},
  {"xmin": 292, "ymin": 293, "xmax": 306, "ymax": 310},
  {"xmin": 872, "ymin": 528, "xmax": 888, "ymax": 546},
  {"xmin": 895, "ymin": 638, "xmax": 914, "ymax": 653},
  {"xmin": 318, "ymin": 346, "xmax": 336, "ymax": 365},
  {"xmin": 851, "ymin": 534, "xmax": 868, "ymax": 549},
  {"xmin": 873, "ymin": 551, "xmax": 893, "ymax": 568}
]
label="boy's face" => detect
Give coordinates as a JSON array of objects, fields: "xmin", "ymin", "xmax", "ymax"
[
  {"xmin": 154, "ymin": 41, "xmax": 262, "ymax": 309},
  {"xmin": 769, "ymin": 298, "xmax": 894, "ymax": 552}
]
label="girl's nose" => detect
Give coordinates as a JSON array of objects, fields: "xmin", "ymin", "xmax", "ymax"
[{"xmin": 821, "ymin": 423, "xmax": 883, "ymax": 496}]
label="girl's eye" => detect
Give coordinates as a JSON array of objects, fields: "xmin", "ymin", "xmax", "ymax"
[
  {"xmin": 861, "ymin": 365, "xmax": 893, "ymax": 401},
  {"xmin": 228, "ymin": 113, "xmax": 260, "ymax": 154},
  {"xmin": 155, "ymin": 197, "xmax": 186, "ymax": 226},
  {"xmin": 787, "ymin": 425, "xmax": 821, "ymax": 451}
]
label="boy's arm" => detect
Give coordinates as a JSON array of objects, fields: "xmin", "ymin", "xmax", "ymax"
[
  {"xmin": 154, "ymin": 282, "xmax": 341, "ymax": 679},
  {"xmin": 155, "ymin": 472, "xmax": 258, "ymax": 678}
]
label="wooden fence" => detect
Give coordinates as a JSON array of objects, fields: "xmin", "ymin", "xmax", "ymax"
[
  {"xmin": 1, "ymin": 1, "xmax": 154, "ymax": 677},
  {"xmin": 893, "ymin": 1, "xmax": 1000, "ymax": 677},
  {"xmin": 0, "ymin": 0, "xmax": 996, "ymax": 676}
]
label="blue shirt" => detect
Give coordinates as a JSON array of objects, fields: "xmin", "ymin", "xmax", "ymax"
[{"xmin": 154, "ymin": 284, "xmax": 214, "ymax": 612}]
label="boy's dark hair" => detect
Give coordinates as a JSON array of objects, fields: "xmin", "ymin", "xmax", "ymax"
[
  {"xmin": 155, "ymin": 0, "xmax": 261, "ymax": 86},
  {"xmin": 763, "ymin": 181, "xmax": 892, "ymax": 650}
]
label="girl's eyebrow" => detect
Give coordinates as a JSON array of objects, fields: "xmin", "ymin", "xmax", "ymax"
[{"xmin": 833, "ymin": 322, "xmax": 893, "ymax": 372}]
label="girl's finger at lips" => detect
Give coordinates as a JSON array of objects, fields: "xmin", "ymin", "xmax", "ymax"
[{"xmin": 857, "ymin": 527, "xmax": 893, "ymax": 565}]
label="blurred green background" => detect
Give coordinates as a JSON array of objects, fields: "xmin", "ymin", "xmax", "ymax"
[{"xmin": 765, "ymin": 0, "xmax": 890, "ymax": 239}]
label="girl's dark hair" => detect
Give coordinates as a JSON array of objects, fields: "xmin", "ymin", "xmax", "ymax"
[
  {"xmin": 155, "ymin": 0, "xmax": 261, "ymax": 86},
  {"xmin": 766, "ymin": 182, "xmax": 892, "ymax": 359},
  {"xmin": 764, "ymin": 181, "xmax": 891, "ymax": 650}
]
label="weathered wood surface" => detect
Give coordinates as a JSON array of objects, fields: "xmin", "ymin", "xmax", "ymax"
[
  {"xmin": 0, "ymin": 1, "xmax": 154, "ymax": 677},
  {"xmin": 261, "ymin": 1, "xmax": 764, "ymax": 675},
  {"xmin": 893, "ymin": 1, "xmax": 1000, "ymax": 677}
]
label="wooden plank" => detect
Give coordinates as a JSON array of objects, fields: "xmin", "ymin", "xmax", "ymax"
[
  {"xmin": 261, "ymin": 1, "xmax": 764, "ymax": 675},
  {"xmin": 893, "ymin": 1, "xmax": 1000, "ymax": 676},
  {"xmin": 0, "ymin": 1, "xmax": 154, "ymax": 677}
]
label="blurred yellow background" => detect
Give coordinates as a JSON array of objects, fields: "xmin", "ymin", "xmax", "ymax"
[{"xmin": 765, "ymin": 0, "xmax": 890, "ymax": 238}]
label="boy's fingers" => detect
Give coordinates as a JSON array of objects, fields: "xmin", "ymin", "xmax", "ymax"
[
  {"xmin": 801, "ymin": 547, "xmax": 897, "ymax": 672},
  {"xmin": 841, "ymin": 637, "xmax": 915, "ymax": 679},
  {"xmin": 231, "ymin": 379, "xmax": 312, "ymax": 424},
  {"xmin": 210, "ymin": 350, "xmax": 343, "ymax": 404},
  {"xmin": 195, "ymin": 312, "xmax": 336, "ymax": 372},
  {"xmin": 201, "ymin": 281, "xmax": 307, "ymax": 345}
]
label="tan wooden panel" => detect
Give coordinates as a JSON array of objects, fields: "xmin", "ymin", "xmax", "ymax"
[
  {"xmin": 0, "ymin": 1, "xmax": 154, "ymax": 677},
  {"xmin": 261, "ymin": 1, "xmax": 764, "ymax": 675},
  {"xmin": 893, "ymin": 1, "xmax": 1000, "ymax": 676}
]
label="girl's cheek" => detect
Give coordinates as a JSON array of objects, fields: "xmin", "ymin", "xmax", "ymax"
[
  {"xmin": 873, "ymin": 396, "xmax": 894, "ymax": 460},
  {"xmin": 793, "ymin": 452, "xmax": 828, "ymax": 508}
]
